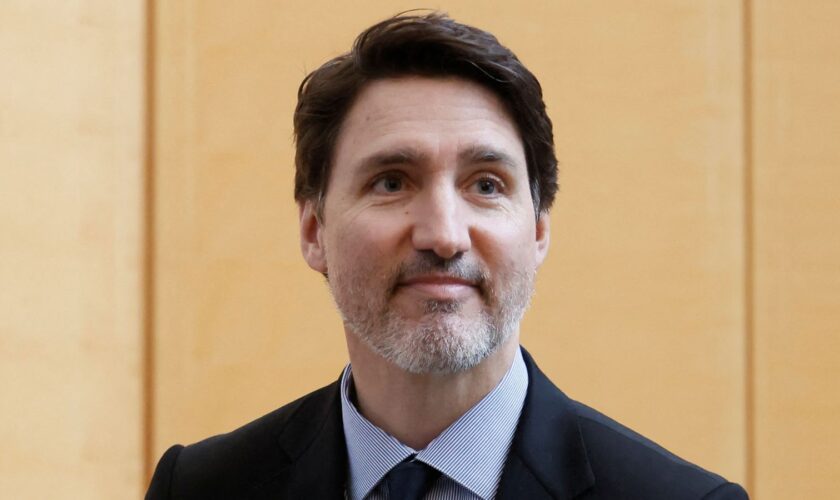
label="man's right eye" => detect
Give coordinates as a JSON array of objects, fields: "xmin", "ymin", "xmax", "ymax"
[{"xmin": 372, "ymin": 175, "xmax": 404, "ymax": 193}]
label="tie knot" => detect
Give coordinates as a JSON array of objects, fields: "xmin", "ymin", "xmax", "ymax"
[{"xmin": 385, "ymin": 458, "xmax": 441, "ymax": 500}]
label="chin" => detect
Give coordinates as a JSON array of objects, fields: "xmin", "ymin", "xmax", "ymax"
[{"xmin": 358, "ymin": 312, "xmax": 511, "ymax": 375}]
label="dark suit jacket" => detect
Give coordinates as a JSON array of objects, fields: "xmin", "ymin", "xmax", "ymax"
[{"xmin": 146, "ymin": 349, "xmax": 748, "ymax": 499}]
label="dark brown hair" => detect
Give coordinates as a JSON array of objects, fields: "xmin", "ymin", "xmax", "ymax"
[{"xmin": 293, "ymin": 12, "xmax": 557, "ymax": 218}]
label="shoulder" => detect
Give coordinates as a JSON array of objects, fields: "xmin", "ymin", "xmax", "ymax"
[
  {"xmin": 145, "ymin": 381, "xmax": 340, "ymax": 499},
  {"xmin": 571, "ymin": 400, "xmax": 747, "ymax": 499},
  {"xmin": 517, "ymin": 348, "xmax": 747, "ymax": 499}
]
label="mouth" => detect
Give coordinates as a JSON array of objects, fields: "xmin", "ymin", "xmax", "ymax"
[{"xmin": 395, "ymin": 274, "xmax": 479, "ymax": 301}]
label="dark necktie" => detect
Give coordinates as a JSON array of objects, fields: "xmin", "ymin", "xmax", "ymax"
[{"xmin": 384, "ymin": 457, "xmax": 441, "ymax": 500}]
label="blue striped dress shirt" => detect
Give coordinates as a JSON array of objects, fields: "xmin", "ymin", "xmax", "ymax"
[{"xmin": 340, "ymin": 348, "xmax": 529, "ymax": 500}]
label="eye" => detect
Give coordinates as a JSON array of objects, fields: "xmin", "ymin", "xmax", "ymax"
[
  {"xmin": 470, "ymin": 177, "xmax": 503, "ymax": 196},
  {"xmin": 476, "ymin": 179, "xmax": 497, "ymax": 195},
  {"xmin": 372, "ymin": 174, "xmax": 404, "ymax": 194}
]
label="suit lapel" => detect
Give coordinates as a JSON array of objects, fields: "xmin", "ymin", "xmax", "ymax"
[
  {"xmin": 497, "ymin": 349, "xmax": 595, "ymax": 500},
  {"xmin": 253, "ymin": 380, "xmax": 348, "ymax": 499},
  {"xmin": 250, "ymin": 350, "xmax": 593, "ymax": 499}
]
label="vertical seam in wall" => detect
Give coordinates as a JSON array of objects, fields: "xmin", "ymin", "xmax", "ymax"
[
  {"xmin": 742, "ymin": 0, "xmax": 756, "ymax": 494},
  {"xmin": 143, "ymin": 0, "xmax": 157, "ymax": 485}
]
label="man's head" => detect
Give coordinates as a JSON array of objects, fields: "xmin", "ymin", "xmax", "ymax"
[
  {"xmin": 294, "ymin": 12, "xmax": 558, "ymax": 219},
  {"xmin": 295, "ymin": 13, "xmax": 555, "ymax": 374}
]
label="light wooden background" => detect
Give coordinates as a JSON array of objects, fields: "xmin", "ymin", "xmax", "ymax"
[{"xmin": 2, "ymin": 1, "xmax": 838, "ymax": 498}]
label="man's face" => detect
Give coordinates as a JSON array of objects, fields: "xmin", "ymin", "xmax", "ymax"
[{"xmin": 299, "ymin": 76, "xmax": 550, "ymax": 374}]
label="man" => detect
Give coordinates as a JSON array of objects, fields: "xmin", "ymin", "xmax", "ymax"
[{"xmin": 147, "ymin": 13, "xmax": 748, "ymax": 500}]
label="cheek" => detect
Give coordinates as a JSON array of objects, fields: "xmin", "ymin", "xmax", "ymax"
[
  {"xmin": 325, "ymin": 214, "xmax": 406, "ymax": 269},
  {"xmin": 474, "ymin": 216, "xmax": 538, "ymax": 270}
]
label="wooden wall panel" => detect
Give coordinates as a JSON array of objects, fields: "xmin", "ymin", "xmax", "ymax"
[
  {"xmin": 0, "ymin": 1, "xmax": 145, "ymax": 498},
  {"xmin": 152, "ymin": 0, "xmax": 746, "ymax": 485},
  {"xmin": 484, "ymin": 2, "xmax": 748, "ymax": 481},
  {"xmin": 752, "ymin": 1, "xmax": 840, "ymax": 498}
]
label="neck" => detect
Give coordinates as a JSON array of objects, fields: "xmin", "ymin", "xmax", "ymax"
[{"xmin": 345, "ymin": 331, "xmax": 519, "ymax": 450}]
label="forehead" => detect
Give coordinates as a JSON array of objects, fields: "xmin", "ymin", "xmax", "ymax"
[{"xmin": 330, "ymin": 76, "xmax": 526, "ymax": 178}]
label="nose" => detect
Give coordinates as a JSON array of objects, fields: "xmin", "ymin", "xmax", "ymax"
[{"xmin": 411, "ymin": 185, "xmax": 471, "ymax": 259}]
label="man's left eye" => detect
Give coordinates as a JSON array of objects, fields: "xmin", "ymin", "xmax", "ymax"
[
  {"xmin": 474, "ymin": 178, "xmax": 500, "ymax": 195},
  {"xmin": 372, "ymin": 175, "xmax": 404, "ymax": 193}
]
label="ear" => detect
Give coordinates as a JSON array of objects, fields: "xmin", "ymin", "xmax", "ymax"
[
  {"xmin": 298, "ymin": 199, "xmax": 327, "ymax": 273},
  {"xmin": 534, "ymin": 211, "xmax": 551, "ymax": 268}
]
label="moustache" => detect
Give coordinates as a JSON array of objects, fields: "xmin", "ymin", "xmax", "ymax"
[{"xmin": 389, "ymin": 251, "xmax": 488, "ymax": 297}]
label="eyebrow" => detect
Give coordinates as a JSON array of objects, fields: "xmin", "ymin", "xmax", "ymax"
[
  {"xmin": 354, "ymin": 144, "xmax": 519, "ymax": 174},
  {"xmin": 457, "ymin": 145, "xmax": 519, "ymax": 170},
  {"xmin": 356, "ymin": 148, "xmax": 429, "ymax": 173}
]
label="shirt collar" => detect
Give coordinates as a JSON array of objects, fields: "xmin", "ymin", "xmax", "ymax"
[{"xmin": 340, "ymin": 348, "xmax": 529, "ymax": 500}]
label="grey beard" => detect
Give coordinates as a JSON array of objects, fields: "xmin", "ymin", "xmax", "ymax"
[
  {"xmin": 349, "ymin": 308, "xmax": 504, "ymax": 374},
  {"xmin": 328, "ymin": 251, "xmax": 535, "ymax": 374},
  {"xmin": 337, "ymin": 277, "xmax": 532, "ymax": 375}
]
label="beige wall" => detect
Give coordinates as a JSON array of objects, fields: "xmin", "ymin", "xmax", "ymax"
[
  {"xmin": 751, "ymin": 1, "xmax": 840, "ymax": 498},
  {"xmin": 3, "ymin": 1, "xmax": 839, "ymax": 498},
  {"xmin": 0, "ymin": 1, "xmax": 146, "ymax": 498},
  {"xmin": 152, "ymin": 0, "xmax": 750, "ymax": 485}
]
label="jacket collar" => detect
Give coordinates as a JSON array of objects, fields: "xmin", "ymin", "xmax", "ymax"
[
  {"xmin": 255, "ymin": 347, "xmax": 594, "ymax": 499},
  {"xmin": 253, "ymin": 381, "xmax": 348, "ymax": 499},
  {"xmin": 496, "ymin": 348, "xmax": 595, "ymax": 499}
]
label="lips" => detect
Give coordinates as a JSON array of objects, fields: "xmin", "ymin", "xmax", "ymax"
[
  {"xmin": 400, "ymin": 275, "xmax": 476, "ymax": 287},
  {"xmin": 396, "ymin": 275, "xmax": 479, "ymax": 300}
]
